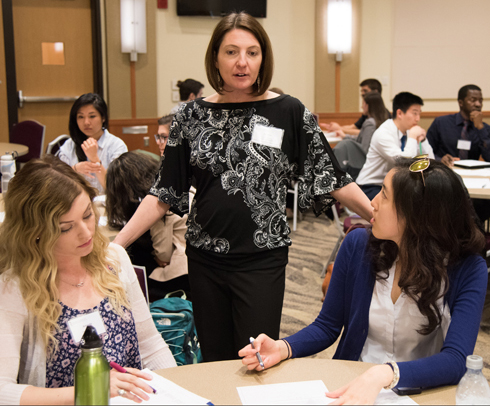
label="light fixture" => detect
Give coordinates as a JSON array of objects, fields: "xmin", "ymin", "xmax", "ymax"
[
  {"xmin": 327, "ymin": 0, "xmax": 352, "ymax": 62},
  {"xmin": 120, "ymin": 0, "xmax": 147, "ymax": 62}
]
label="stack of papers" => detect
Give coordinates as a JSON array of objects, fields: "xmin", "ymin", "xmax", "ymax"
[
  {"xmin": 111, "ymin": 369, "xmax": 211, "ymax": 405},
  {"xmin": 237, "ymin": 380, "xmax": 418, "ymax": 405},
  {"xmin": 462, "ymin": 178, "xmax": 490, "ymax": 189},
  {"xmin": 454, "ymin": 160, "xmax": 490, "ymax": 169}
]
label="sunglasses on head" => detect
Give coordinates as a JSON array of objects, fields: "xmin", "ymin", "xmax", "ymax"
[{"xmin": 409, "ymin": 154, "xmax": 430, "ymax": 186}]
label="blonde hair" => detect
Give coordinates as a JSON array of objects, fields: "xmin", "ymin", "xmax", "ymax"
[{"xmin": 0, "ymin": 156, "xmax": 129, "ymax": 354}]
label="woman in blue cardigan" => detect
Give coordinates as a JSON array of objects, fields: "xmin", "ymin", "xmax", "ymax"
[{"xmin": 239, "ymin": 157, "xmax": 487, "ymax": 404}]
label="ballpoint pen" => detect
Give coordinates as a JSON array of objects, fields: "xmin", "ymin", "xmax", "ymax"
[
  {"xmin": 110, "ymin": 361, "xmax": 157, "ymax": 394},
  {"xmin": 249, "ymin": 337, "xmax": 265, "ymax": 369}
]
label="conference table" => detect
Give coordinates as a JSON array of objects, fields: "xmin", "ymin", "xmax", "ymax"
[
  {"xmin": 453, "ymin": 164, "xmax": 490, "ymax": 200},
  {"xmin": 155, "ymin": 358, "xmax": 456, "ymax": 405},
  {"xmin": 0, "ymin": 142, "xmax": 28, "ymax": 157}
]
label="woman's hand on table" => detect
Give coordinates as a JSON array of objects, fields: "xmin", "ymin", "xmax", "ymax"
[
  {"xmin": 110, "ymin": 367, "xmax": 155, "ymax": 403},
  {"xmin": 81, "ymin": 138, "xmax": 100, "ymax": 163},
  {"xmin": 238, "ymin": 334, "xmax": 288, "ymax": 371},
  {"xmin": 74, "ymin": 161, "xmax": 102, "ymax": 177},
  {"xmin": 325, "ymin": 364, "xmax": 394, "ymax": 405},
  {"xmin": 335, "ymin": 130, "xmax": 346, "ymax": 139}
]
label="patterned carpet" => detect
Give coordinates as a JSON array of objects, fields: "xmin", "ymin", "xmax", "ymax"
[{"xmin": 282, "ymin": 210, "xmax": 490, "ymax": 380}]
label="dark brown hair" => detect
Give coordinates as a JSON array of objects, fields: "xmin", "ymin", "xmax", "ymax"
[
  {"xmin": 68, "ymin": 93, "xmax": 108, "ymax": 162},
  {"xmin": 106, "ymin": 151, "xmax": 160, "ymax": 230},
  {"xmin": 363, "ymin": 91, "xmax": 389, "ymax": 128},
  {"xmin": 369, "ymin": 158, "xmax": 485, "ymax": 335},
  {"xmin": 158, "ymin": 114, "xmax": 174, "ymax": 126},
  {"xmin": 360, "ymin": 78, "xmax": 382, "ymax": 93},
  {"xmin": 205, "ymin": 12, "xmax": 273, "ymax": 96}
]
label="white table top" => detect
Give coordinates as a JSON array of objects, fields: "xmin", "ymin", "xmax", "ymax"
[{"xmin": 0, "ymin": 142, "xmax": 29, "ymax": 157}]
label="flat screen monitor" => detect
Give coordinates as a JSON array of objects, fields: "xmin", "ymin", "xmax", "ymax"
[{"xmin": 177, "ymin": 0, "xmax": 267, "ymax": 18}]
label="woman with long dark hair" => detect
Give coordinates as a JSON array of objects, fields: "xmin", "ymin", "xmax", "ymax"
[
  {"xmin": 240, "ymin": 158, "xmax": 487, "ymax": 404},
  {"xmin": 333, "ymin": 91, "xmax": 390, "ymax": 179},
  {"xmin": 106, "ymin": 152, "xmax": 190, "ymax": 302},
  {"xmin": 57, "ymin": 93, "xmax": 127, "ymax": 193}
]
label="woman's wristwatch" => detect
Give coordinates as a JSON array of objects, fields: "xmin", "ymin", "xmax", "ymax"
[{"xmin": 383, "ymin": 361, "xmax": 400, "ymax": 390}]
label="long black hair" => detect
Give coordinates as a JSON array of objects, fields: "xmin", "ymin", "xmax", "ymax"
[
  {"xmin": 68, "ymin": 93, "xmax": 108, "ymax": 162},
  {"xmin": 369, "ymin": 158, "xmax": 485, "ymax": 335}
]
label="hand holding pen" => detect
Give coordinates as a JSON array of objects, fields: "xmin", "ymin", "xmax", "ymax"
[
  {"xmin": 249, "ymin": 337, "xmax": 265, "ymax": 369},
  {"xmin": 239, "ymin": 334, "xmax": 288, "ymax": 371},
  {"xmin": 109, "ymin": 361, "xmax": 157, "ymax": 402}
]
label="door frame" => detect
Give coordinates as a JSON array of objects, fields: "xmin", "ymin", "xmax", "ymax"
[{"xmin": 2, "ymin": 0, "xmax": 104, "ymax": 132}]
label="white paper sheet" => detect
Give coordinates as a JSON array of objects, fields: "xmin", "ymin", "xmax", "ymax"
[
  {"xmin": 462, "ymin": 177, "xmax": 490, "ymax": 189},
  {"xmin": 454, "ymin": 160, "xmax": 490, "ymax": 168},
  {"xmin": 237, "ymin": 381, "xmax": 419, "ymax": 406},
  {"xmin": 454, "ymin": 168, "xmax": 490, "ymax": 177},
  {"xmin": 99, "ymin": 215, "xmax": 108, "ymax": 226},
  {"xmin": 111, "ymin": 369, "xmax": 211, "ymax": 405}
]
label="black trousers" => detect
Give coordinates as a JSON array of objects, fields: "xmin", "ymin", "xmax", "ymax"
[{"xmin": 188, "ymin": 258, "xmax": 286, "ymax": 362}]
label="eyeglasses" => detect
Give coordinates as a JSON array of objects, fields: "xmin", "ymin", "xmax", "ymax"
[
  {"xmin": 409, "ymin": 154, "xmax": 430, "ymax": 186},
  {"xmin": 154, "ymin": 134, "xmax": 169, "ymax": 143}
]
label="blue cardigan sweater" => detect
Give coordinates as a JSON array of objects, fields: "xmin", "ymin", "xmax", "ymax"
[{"xmin": 285, "ymin": 228, "xmax": 488, "ymax": 389}]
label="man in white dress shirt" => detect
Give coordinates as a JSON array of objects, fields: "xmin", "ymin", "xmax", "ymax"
[{"xmin": 356, "ymin": 92, "xmax": 434, "ymax": 200}]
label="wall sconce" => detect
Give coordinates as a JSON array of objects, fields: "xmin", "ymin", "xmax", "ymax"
[
  {"xmin": 326, "ymin": 0, "xmax": 352, "ymax": 112},
  {"xmin": 327, "ymin": 0, "xmax": 352, "ymax": 62},
  {"xmin": 120, "ymin": 0, "xmax": 147, "ymax": 62}
]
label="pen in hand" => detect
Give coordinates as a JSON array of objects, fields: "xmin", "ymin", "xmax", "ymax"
[
  {"xmin": 109, "ymin": 361, "xmax": 157, "ymax": 394},
  {"xmin": 249, "ymin": 337, "xmax": 265, "ymax": 369}
]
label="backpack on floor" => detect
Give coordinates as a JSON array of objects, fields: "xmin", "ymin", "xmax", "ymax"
[{"xmin": 149, "ymin": 291, "xmax": 203, "ymax": 366}]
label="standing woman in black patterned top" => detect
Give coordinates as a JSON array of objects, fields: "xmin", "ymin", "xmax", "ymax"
[{"xmin": 114, "ymin": 12, "xmax": 372, "ymax": 362}]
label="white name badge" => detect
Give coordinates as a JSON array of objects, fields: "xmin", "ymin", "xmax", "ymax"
[
  {"xmin": 458, "ymin": 139, "xmax": 471, "ymax": 150},
  {"xmin": 251, "ymin": 124, "xmax": 284, "ymax": 149},
  {"xmin": 67, "ymin": 310, "xmax": 107, "ymax": 344}
]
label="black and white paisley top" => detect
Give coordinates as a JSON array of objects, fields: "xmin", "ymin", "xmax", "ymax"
[{"xmin": 149, "ymin": 95, "xmax": 352, "ymax": 270}]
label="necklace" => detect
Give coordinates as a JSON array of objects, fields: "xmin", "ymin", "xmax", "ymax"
[{"xmin": 59, "ymin": 271, "xmax": 87, "ymax": 288}]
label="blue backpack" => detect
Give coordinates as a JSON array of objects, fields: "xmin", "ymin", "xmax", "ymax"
[{"xmin": 149, "ymin": 292, "xmax": 203, "ymax": 366}]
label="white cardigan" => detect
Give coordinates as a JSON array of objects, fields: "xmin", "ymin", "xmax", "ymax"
[{"xmin": 0, "ymin": 243, "xmax": 177, "ymax": 405}]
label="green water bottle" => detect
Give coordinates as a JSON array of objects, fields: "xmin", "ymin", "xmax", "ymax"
[{"xmin": 74, "ymin": 325, "xmax": 110, "ymax": 405}]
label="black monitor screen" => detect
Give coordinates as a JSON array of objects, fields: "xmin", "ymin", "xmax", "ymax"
[{"xmin": 177, "ymin": 0, "xmax": 267, "ymax": 18}]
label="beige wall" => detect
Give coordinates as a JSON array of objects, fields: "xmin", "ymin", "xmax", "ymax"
[
  {"xmin": 105, "ymin": 0, "xmax": 157, "ymax": 119},
  {"xmin": 359, "ymin": 0, "xmax": 490, "ymax": 113},
  {"xmin": 155, "ymin": 0, "xmax": 316, "ymax": 115}
]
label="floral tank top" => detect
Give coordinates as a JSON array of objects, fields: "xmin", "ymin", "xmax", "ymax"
[{"xmin": 46, "ymin": 298, "xmax": 141, "ymax": 388}]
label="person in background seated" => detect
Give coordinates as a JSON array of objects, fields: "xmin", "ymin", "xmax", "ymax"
[
  {"xmin": 57, "ymin": 93, "xmax": 128, "ymax": 194},
  {"xmin": 426, "ymin": 84, "xmax": 490, "ymax": 224},
  {"xmin": 155, "ymin": 114, "xmax": 175, "ymax": 157},
  {"xmin": 427, "ymin": 84, "xmax": 490, "ymax": 166},
  {"xmin": 240, "ymin": 158, "xmax": 487, "ymax": 405},
  {"xmin": 170, "ymin": 79, "xmax": 205, "ymax": 114},
  {"xmin": 333, "ymin": 91, "xmax": 389, "ymax": 180},
  {"xmin": 0, "ymin": 156, "xmax": 176, "ymax": 405},
  {"xmin": 321, "ymin": 78, "xmax": 388, "ymax": 136},
  {"xmin": 106, "ymin": 152, "xmax": 191, "ymax": 302},
  {"xmin": 356, "ymin": 92, "xmax": 434, "ymax": 200}
]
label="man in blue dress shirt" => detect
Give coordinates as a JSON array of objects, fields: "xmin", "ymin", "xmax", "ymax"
[
  {"xmin": 427, "ymin": 84, "xmax": 490, "ymax": 224},
  {"xmin": 427, "ymin": 84, "xmax": 490, "ymax": 166}
]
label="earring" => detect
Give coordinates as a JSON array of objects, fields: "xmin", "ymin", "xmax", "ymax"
[
  {"xmin": 36, "ymin": 237, "xmax": 40, "ymax": 243},
  {"xmin": 217, "ymin": 70, "xmax": 223, "ymax": 91},
  {"xmin": 256, "ymin": 73, "xmax": 261, "ymax": 88}
]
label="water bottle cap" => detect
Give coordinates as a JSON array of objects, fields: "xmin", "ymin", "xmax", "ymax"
[
  {"xmin": 466, "ymin": 354, "xmax": 483, "ymax": 369},
  {"xmin": 81, "ymin": 325, "xmax": 103, "ymax": 349}
]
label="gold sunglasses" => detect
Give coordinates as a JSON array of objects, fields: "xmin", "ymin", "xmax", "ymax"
[{"xmin": 409, "ymin": 154, "xmax": 430, "ymax": 186}]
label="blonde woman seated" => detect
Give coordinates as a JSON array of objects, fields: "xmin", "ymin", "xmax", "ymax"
[
  {"xmin": 240, "ymin": 158, "xmax": 487, "ymax": 405},
  {"xmin": 0, "ymin": 156, "xmax": 176, "ymax": 405},
  {"xmin": 106, "ymin": 151, "xmax": 190, "ymax": 302}
]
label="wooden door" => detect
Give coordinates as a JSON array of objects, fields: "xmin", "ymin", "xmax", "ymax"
[{"xmin": 12, "ymin": 0, "xmax": 95, "ymax": 146}]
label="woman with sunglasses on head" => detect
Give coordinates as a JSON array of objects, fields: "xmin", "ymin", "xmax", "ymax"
[
  {"xmin": 113, "ymin": 12, "xmax": 372, "ymax": 362},
  {"xmin": 57, "ymin": 93, "xmax": 128, "ymax": 194},
  {"xmin": 240, "ymin": 157, "xmax": 487, "ymax": 405},
  {"xmin": 0, "ymin": 156, "xmax": 176, "ymax": 405}
]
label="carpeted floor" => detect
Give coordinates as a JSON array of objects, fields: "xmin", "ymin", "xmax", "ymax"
[{"xmin": 282, "ymin": 210, "xmax": 490, "ymax": 381}]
